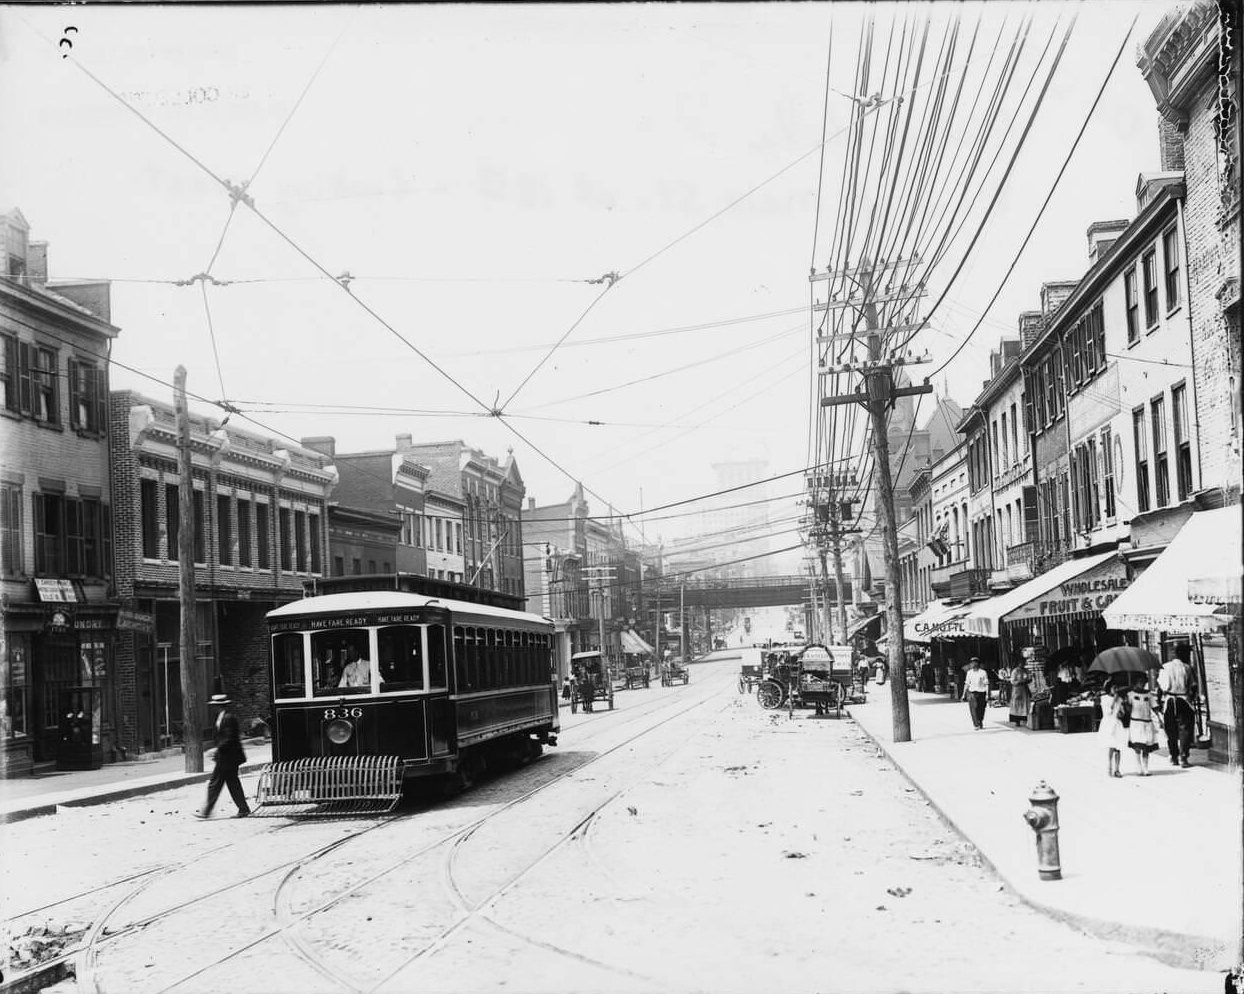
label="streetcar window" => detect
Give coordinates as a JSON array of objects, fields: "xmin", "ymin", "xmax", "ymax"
[
  {"xmin": 453, "ymin": 627, "xmax": 468, "ymax": 692},
  {"xmin": 427, "ymin": 624, "xmax": 447, "ymax": 688},
  {"xmin": 272, "ymin": 633, "xmax": 307, "ymax": 699},
  {"xmin": 502, "ymin": 631, "xmax": 514, "ymax": 686},
  {"xmin": 311, "ymin": 629, "xmax": 370, "ymax": 697},
  {"xmin": 378, "ymin": 625, "xmax": 424, "ymax": 692},
  {"xmin": 484, "ymin": 629, "xmax": 498, "ymax": 689},
  {"xmin": 465, "ymin": 627, "xmax": 480, "ymax": 691}
]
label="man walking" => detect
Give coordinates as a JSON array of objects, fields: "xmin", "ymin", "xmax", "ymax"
[
  {"xmin": 196, "ymin": 690, "xmax": 251, "ymax": 819},
  {"xmin": 1157, "ymin": 644, "xmax": 1197, "ymax": 767},
  {"xmin": 962, "ymin": 657, "xmax": 989, "ymax": 730}
]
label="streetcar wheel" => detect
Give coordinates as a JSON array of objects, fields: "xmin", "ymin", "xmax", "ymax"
[{"xmin": 757, "ymin": 681, "xmax": 783, "ymax": 710}]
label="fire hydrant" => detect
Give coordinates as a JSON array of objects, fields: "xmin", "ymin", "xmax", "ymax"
[{"xmin": 1022, "ymin": 781, "xmax": 1061, "ymax": 880}]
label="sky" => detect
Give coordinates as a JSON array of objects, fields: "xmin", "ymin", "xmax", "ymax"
[{"xmin": 0, "ymin": 1, "xmax": 1178, "ymax": 564}]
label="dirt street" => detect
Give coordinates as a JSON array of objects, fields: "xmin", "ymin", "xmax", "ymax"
[{"xmin": 1, "ymin": 659, "xmax": 1218, "ymax": 993}]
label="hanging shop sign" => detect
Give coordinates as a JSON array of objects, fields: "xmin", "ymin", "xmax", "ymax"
[
  {"xmin": 117, "ymin": 607, "xmax": 156, "ymax": 635},
  {"xmin": 33, "ymin": 578, "xmax": 79, "ymax": 603},
  {"xmin": 1007, "ymin": 557, "xmax": 1130, "ymax": 624},
  {"xmin": 45, "ymin": 608, "xmax": 76, "ymax": 634}
]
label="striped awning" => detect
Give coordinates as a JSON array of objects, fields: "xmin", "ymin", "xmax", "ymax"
[
  {"xmin": 1104, "ymin": 507, "xmax": 1240, "ymax": 632},
  {"xmin": 903, "ymin": 601, "xmax": 972, "ymax": 642},
  {"xmin": 620, "ymin": 629, "xmax": 654, "ymax": 655},
  {"xmin": 962, "ymin": 550, "xmax": 1122, "ymax": 639}
]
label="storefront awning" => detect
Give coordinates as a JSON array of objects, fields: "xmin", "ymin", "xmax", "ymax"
[
  {"xmin": 620, "ymin": 629, "xmax": 654, "ymax": 655},
  {"xmin": 1103, "ymin": 507, "xmax": 1240, "ymax": 632},
  {"xmin": 904, "ymin": 600, "xmax": 972, "ymax": 642},
  {"xmin": 964, "ymin": 550, "xmax": 1121, "ymax": 639},
  {"xmin": 846, "ymin": 613, "xmax": 883, "ymax": 640}
]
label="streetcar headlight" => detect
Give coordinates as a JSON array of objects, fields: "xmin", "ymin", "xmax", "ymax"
[{"xmin": 325, "ymin": 718, "xmax": 354, "ymax": 745}]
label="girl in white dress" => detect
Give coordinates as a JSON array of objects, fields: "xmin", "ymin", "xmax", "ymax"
[
  {"xmin": 1097, "ymin": 683, "xmax": 1130, "ymax": 778},
  {"xmin": 1126, "ymin": 676, "xmax": 1161, "ymax": 776}
]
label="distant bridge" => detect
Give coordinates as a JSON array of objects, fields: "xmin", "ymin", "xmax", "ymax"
[{"xmin": 651, "ymin": 575, "xmax": 851, "ymax": 610}]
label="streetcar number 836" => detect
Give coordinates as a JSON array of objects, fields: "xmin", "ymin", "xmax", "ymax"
[{"xmin": 323, "ymin": 707, "xmax": 363, "ymax": 719}]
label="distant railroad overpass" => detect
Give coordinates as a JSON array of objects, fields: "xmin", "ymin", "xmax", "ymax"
[{"xmin": 651, "ymin": 575, "xmax": 851, "ymax": 609}]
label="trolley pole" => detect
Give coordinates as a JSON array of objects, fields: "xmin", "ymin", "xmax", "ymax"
[
  {"xmin": 174, "ymin": 367, "xmax": 204, "ymax": 773},
  {"xmin": 816, "ymin": 257, "xmax": 931, "ymax": 743}
]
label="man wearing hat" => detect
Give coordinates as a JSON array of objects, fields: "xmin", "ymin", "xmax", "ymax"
[
  {"xmin": 196, "ymin": 686, "xmax": 251, "ymax": 819},
  {"xmin": 961, "ymin": 657, "xmax": 990, "ymax": 730}
]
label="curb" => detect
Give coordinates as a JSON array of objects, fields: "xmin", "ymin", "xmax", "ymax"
[
  {"xmin": 0, "ymin": 759, "xmax": 270, "ymax": 825},
  {"xmin": 845, "ymin": 705, "xmax": 1231, "ymax": 973}
]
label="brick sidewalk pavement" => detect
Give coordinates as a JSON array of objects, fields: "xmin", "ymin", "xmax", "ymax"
[{"xmin": 848, "ymin": 685, "xmax": 1241, "ymax": 971}]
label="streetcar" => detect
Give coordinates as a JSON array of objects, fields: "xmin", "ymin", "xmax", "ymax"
[{"xmin": 254, "ymin": 574, "xmax": 559, "ymax": 815}]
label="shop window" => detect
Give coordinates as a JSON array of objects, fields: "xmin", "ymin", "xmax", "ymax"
[
  {"xmin": 1, "ymin": 482, "xmax": 22, "ymax": 575},
  {"xmin": 140, "ymin": 479, "xmax": 159, "ymax": 559},
  {"xmin": 1, "ymin": 637, "xmax": 29, "ymax": 738}
]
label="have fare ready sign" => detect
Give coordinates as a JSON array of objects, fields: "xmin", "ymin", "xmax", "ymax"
[{"xmin": 1009, "ymin": 557, "xmax": 1130, "ymax": 623}]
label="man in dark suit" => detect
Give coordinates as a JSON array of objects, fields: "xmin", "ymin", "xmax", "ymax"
[{"xmin": 196, "ymin": 691, "xmax": 251, "ymax": 819}]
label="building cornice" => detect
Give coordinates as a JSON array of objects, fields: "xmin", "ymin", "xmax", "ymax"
[
  {"xmin": 1, "ymin": 277, "xmax": 119, "ymax": 338},
  {"xmin": 1137, "ymin": 1, "xmax": 1219, "ymax": 126}
]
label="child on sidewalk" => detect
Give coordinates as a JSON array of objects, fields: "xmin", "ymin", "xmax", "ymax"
[
  {"xmin": 1126, "ymin": 675, "xmax": 1161, "ymax": 776},
  {"xmin": 1097, "ymin": 681, "xmax": 1130, "ymax": 778}
]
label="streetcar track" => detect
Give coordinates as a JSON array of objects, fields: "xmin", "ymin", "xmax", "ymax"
[
  {"xmin": 63, "ymin": 670, "xmax": 728, "ymax": 994},
  {"xmin": 193, "ymin": 680, "xmax": 727, "ymax": 993}
]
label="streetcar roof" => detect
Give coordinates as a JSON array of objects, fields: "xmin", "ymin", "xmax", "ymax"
[{"xmin": 267, "ymin": 590, "xmax": 551, "ymax": 626}]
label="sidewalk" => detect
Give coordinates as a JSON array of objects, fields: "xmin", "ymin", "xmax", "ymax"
[
  {"xmin": 848, "ymin": 686, "xmax": 1242, "ymax": 972},
  {"xmin": 0, "ymin": 741, "xmax": 272, "ymax": 823}
]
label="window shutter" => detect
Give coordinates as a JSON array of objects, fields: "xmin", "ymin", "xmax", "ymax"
[
  {"xmin": 93, "ymin": 365, "xmax": 107, "ymax": 434},
  {"xmin": 1022, "ymin": 485, "xmax": 1038, "ymax": 542},
  {"xmin": 3, "ymin": 336, "xmax": 17, "ymax": 411},
  {"xmin": 18, "ymin": 342, "xmax": 33, "ymax": 414},
  {"xmin": 103, "ymin": 503, "xmax": 113, "ymax": 578},
  {"xmin": 69, "ymin": 359, "xmax": 81, "ymax": 428},
  {"xmin": 1022, "ymin": 374, "xmax": 1034, "ymax": 434},
  {"xmin": 32, "ymin": 493, "xmax": 45, "ymax": 572}
]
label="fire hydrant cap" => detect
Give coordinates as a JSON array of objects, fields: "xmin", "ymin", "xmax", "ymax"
[{"xmin": 1029, "ymin": 781, "xmax": 1059, "ymax": 803}]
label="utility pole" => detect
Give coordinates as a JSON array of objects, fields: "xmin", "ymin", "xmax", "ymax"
[
  {"xmin": 583, "ymin": 562, "xmax": 616, "ymax": 676},
  {"xmin": 680, "ymin": 582, "xmax": 687, "ymax": 661},
  {"xmin": 817, "ymin": 258, "xmax": 931, "ymax": 743},
  {"xmin": 174, "ymin": 367, "xmax": 204, "ymax": 773}
]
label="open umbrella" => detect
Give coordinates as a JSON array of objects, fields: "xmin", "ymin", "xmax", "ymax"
[{"xmin": 1089, "ymin": 646, "xmax": 1161, "ymax": 675}]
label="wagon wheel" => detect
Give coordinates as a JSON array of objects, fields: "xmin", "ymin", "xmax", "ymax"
[{"xmin": 756, "ymin": 680, "xmax": 784, "ymax": 710}]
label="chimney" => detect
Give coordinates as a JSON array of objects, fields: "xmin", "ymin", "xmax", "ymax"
[
  {"xmin": 1040, "ymin": 282, "xmax": 1078, "ymax": 320},
  {"xmin": 1158, "ymin": 115, "xmax": 1184, "ymax": 172},
  {"xmin": 1001, "ymin": 338, "xmax": 1022, "ymax": 362},
  {"xmin": 301, "ymin": 436, "xmax": 335, "ymax": 457},
  {"xmin": 395, "ymin": 433, "xmax": 412, "ymax": 450},
  {"xmin": 527, "ymin": 497, "xmax": 536, "ymax": 510},
  {"xmin": 1018, "ymin": 311, "xmax": 1044, "ymax": 347},
  {"xmin": 1086, "ymin": 220, "xmax": 1129, "ymax": 264},
  {"xmin": 26, "ymin": 241, "xmax": 47, "ymax": 284}
]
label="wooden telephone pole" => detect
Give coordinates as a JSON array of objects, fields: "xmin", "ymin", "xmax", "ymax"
[
  {"xmin": 816, "ymin": 259, "xmax": 930, "ymax": 743},
  {"xmin": 174, "ymin": 367, "xmax": 204, "ymax": 772}
]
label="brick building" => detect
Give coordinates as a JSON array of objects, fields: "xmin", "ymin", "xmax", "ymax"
[
  {"xmin": 397, "ymin": 439, "xmax": 525, "ymax": 597},
  {"xmin": 2, "ymin": 211, "xmax": 119, "ymax": 775},
  {"xmin": 302, "ymin": 435, "xmax": 428, "ymax": 577},
  {"xmin": 1139, "ymin": 1, "xmax": 1242, "ymax": 489},
  {"xmin": 110, "ymin": 391, "xmax": 337, "ymax": 750}
]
